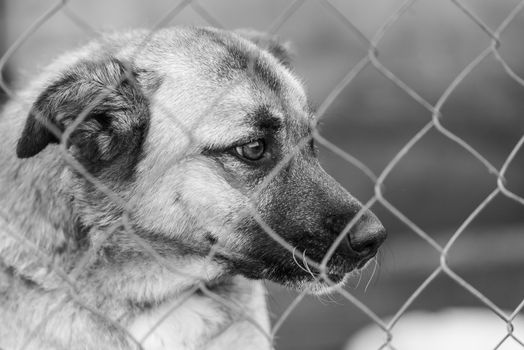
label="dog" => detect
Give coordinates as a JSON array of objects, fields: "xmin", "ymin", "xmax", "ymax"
[{"xmin": 0, "ymin": 27, "xmax": 386, "ymax": 350}]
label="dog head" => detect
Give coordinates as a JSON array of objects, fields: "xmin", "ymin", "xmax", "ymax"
[{"xmin": 16, "ymin": 27, "xmax": 385, "ymax": 295}]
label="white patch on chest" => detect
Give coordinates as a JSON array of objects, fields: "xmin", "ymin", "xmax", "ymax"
[
  {"xmin": 128, "ymin": 295, "xmax": 224, "ymax": 350},
  {"xmin": 127, "ymin": 279, "xmax": 272, "ymax": 350}
]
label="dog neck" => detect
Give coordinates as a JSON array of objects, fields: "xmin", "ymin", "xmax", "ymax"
[{"xmin": 126, "ymin": 276, "xmax": 271, "ymax": 350}]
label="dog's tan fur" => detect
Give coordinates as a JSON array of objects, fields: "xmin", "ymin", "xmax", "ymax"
[{"xmin": 0, "ymin": 27, "xmax": 385, "ymax": 350}]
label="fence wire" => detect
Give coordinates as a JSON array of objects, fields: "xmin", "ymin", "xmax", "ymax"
[{"xmin": 0, "ymin": 0, "xmax": 524, "ymax": 349}]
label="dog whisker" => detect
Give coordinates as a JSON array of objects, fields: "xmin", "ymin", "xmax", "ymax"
[
  {"xmin": 351, "ymin": 269, "xmax": 363, "ymax": 289},
  {"xmin": 302, "ymin": 250, "xmax": 317, "ymax": 280},
  {"xmin": 322, "ymin": 290, "xmax": 339, "ymax": 304},
  {"xmin": 364, "ymin": 257, "xmax": 379, "ymax": 292},
  {"xmin": 292, "ymin": 247, "xmax": 311, "ymax": 275}
]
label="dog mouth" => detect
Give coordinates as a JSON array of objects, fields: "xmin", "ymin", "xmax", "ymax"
[
  {"xmin": 290, "ymin": 271, "xmax": 353, "ymax": 295},
  {"xmin": 326, "ymin": 272, "xmax": 346, "ymax": 284},
  {"xmin": 218, "ymin": 243, "xmax": 378, "ymax": 295},
  {"xmin": 331, "ymin": 253, "xmax": 377, "ymax": 280},
  {"xmin": 290, "ymin": 255, "xmax": 378, "ymax": 295},
  {"xmin": 283, "ymin": 245, "xmax": 380, "ymax": 292},
  {"xmin": 289, "ymin": 255, "xmax": 373, "ymax": 283}
]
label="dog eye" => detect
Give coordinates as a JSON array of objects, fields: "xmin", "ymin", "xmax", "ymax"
[{"xmin": 234, "ymin": 140, "xmax": 266, "ymax": 161}]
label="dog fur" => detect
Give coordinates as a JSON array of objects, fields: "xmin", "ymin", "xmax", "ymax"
[{"xmin": 0, "ymin": 27, "xmax": 386, "ymax": 350}]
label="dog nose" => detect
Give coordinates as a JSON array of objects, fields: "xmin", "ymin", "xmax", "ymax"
[
  {"xmin": 325, "ymin": 211, "xmax": 386, "ymax": 259},
  {"xmin": 349, "ymin": 212, "xmax": 386, "ymax": 259}
]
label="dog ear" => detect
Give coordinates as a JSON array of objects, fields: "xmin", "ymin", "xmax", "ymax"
[
  {"xmin": 16, "ymin": 58, "xmax": 149, "ymax": 165},
  {"xmin": 235, "ymin": 29, "xmax": 294, "ymax": 68}
]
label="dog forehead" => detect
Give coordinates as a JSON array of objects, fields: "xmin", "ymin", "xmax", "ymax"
[
  {"xmin": 136, "ymin": 28, "xmax": 312, "ymax": 146},
  {"xmin": 152, "ymin": 80, "xmax": 310, "ymax": 150},
  {"xmin": 147, "ymin": 31, "xmax": 305, "ymax": 94}
]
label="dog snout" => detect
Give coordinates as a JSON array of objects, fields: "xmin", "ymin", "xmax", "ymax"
[
  {"xmin": 325, "ymin": 211, "xmax": 386, "ymax": 261},
  {"xmin": 349, "ymin": 212, "xmax": 386, "ymax": 260}
]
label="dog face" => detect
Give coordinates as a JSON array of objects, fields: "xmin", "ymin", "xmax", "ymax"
[{"xmin": 16, "ymin": 27, "xmax": 385, "ymax": 296}]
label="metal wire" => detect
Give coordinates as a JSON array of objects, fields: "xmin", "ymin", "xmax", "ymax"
[{"xmin": 1, "ymin": 0, "xmax": 523, "ymax": 349}]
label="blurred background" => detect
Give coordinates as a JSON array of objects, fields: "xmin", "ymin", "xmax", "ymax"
[{"xmin": 1, "ymin": 1, "xmax": 524, "ymax": 349}]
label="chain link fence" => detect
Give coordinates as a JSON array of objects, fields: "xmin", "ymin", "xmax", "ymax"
[{"xmin": 1, "ymin": 1, "xmax": 524, "ymax": 349}]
